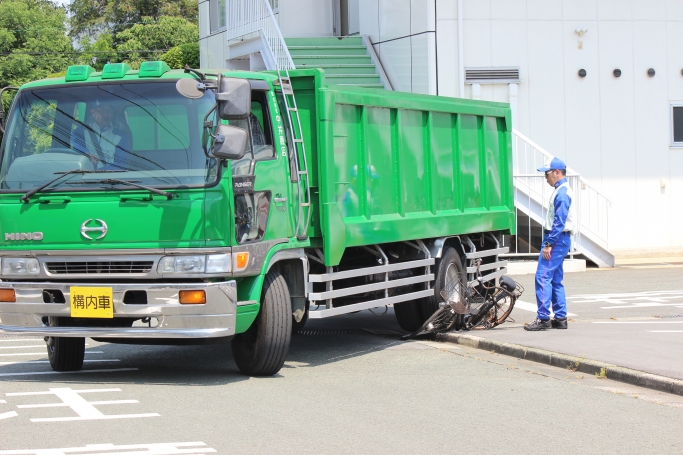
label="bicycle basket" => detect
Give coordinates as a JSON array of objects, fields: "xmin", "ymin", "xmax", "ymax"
[{"xmin": 439, "ymin": 272, "xmax": 488, "ymax": 315}]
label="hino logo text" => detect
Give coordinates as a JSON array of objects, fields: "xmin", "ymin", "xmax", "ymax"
[{"xmin": 5, "ymin": 232, "xmax": 43, "ymax": 241}]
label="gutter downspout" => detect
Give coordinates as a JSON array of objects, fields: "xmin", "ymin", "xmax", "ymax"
[{"xmin": 458, "ymin": 0, "xmax": 464, "ymax": 98}]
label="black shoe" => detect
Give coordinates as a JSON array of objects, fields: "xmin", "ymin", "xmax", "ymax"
[
  {"xmin": 524, "ymin": 318, "xmax": 551, "ymax": 331},
  {"xmin": 551, "ymin": 317, "xmax": 568, "ymax": 329}
]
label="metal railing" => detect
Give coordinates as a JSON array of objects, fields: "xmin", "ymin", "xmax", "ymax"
[
  {"xmin": 226, "ymin": 0, "xmax": 294, "ymax": 70},
  {"xmin": 504, "ymin": 128, "xmax": 611, "ymax": 258}
]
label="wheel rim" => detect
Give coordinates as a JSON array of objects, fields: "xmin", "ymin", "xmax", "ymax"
[{"xmin": 443, "ymin": 263, "xmax": 461, "ymax": 304}]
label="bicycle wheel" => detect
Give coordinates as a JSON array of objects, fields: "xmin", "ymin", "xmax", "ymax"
[
  {"xmin": 419, "ymin": 306, "xmax": 457, "ymax": 334},
  {"xmin": 490, "ymin": 293, "xmax": 516, "ymax": 327}
]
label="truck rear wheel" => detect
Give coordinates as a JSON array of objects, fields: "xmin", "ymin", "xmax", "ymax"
[
  {"xmin": 232, "ymin": 270, "xmax": 292, "ymax": 376},
  {"xmin": 394, "ymin": 301, "xmax": 425, "ymax": 332},
  {"xmin": 421, "ymin": 247, "xmax": 465, "ymax": 320},
  {"xmin": 46, "ymin": 318, "xmax": 85, "ymax": 372}
]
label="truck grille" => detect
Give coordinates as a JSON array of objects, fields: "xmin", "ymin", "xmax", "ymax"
[{"xmin": 45, "ymin": 261, "xmax": 154, "ymax": 274}]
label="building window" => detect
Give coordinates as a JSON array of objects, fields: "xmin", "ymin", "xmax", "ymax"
[
  {"xmin": 672, "ymin": 104, "xmax": 683, "ymax": 147},
  {"xmin": 209, "ymin": 0, "xmax": 226, "ymax": 33}
]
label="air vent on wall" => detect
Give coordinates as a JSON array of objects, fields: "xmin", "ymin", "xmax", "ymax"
[{"xmin": 465, "ymin": 67, "xmax": 520, "ymax": 84}]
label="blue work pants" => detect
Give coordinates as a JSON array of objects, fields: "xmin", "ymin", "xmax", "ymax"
[{"xmin": 534, "ymin": 232, "xmax": 571, "ymax": 320}]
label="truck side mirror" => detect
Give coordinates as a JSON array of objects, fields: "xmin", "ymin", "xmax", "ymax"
[
  {"xmin": 216, "ymin": 78, "xmax": 251, "ymax": 120},
  {"xmin": 212, "ymin": 124, "xmax": 248, "ymax": 160}
]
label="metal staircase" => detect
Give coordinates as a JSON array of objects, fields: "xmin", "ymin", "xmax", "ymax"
[
  {"xmin": 506, "ymin": 129, "xmax": 614, "ymax": 267},
  {"xmin": 284, "ymin": 37, "xmax": 392, "ymax": 90}
]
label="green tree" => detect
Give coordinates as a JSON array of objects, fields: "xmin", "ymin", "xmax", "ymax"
[
  {"xmin": 116, "ymin": 16, "xmax": 198, "ymax": 68},
  {"xmin": 160, "ymin": 42, "xmax": 199, "ymax": 69},
  {"xmin": 0, "ymin": 0, "xmax": 74, "ymax": 88},
  {"xmin": 69, "ymin": 0, "xmax": 198, "ymax": 40}
]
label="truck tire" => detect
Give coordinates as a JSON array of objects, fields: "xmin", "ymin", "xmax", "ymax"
[
  {"xmin": 46, "ymin": 318, "xmax": 85, "ymax": 372},
  {"xmin": 232, "ymin": 270, "xmax": 292, "ymax": 376},
  {"xmin": 421, "ymin": 247, "xmax": 465, "ymax": 320},
  {"xmin": 394, "ymin": 301, "xmax": 426, "ymax": 332}
]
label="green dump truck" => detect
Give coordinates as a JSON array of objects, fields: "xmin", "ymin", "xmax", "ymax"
[{"xmin": 0, "ymin": 62, "xmax": 515, "ymax": 376}]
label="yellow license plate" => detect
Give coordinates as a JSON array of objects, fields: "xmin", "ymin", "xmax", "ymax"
[{"xmin": 70, "ymin": 286, "xmax": 114, "ymax": 318}]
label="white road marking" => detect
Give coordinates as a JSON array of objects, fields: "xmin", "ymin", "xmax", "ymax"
[
  {"xmin": 570, "ymin": 290, "xmax": 683, "ymax": 310},
  {"xmin": 18, "ymin": 400, "xmax": 139, "ymax": 408},
  {"xmin": 0, "ymin": 442, "xmax": 216, "ymax": 455},
  {"xmin": 593, "ymin": 321, "xmax": 683, "ymax": 324},
  {"xmin": 0, "ymin": 343, "xmax": 91, "ymax": 349},
  {"xmin": 514, "ymin": 299, "xmax": 577, "ymax": 317},
  {"xmin": 0, "ymin": 351, "xmax": 104, "ymax": 357},
  {"xmin": 8, "ymin": 387, "xmax": 158, "ymax": 422},
  {"xmin": 7, "ymin": 388, "xmax": 122, "ymax": 396},
  {"xmin": 600, "ymin": 303, "xmax": 683, "ymax": 309},
  {"xmin": 0, "ymin": 359, "xmax": 119, "ymax": 366},
  {"xmin": 0, "ymin": 345, "xmax": 48, "ymax": 349},
  {"xmin": 0, "ymin": 368, "xmax": 137, "ymax": 377},
  {"xmin": 0, "ymin": 411, "xmax": 17, "ymax": 420},
  {"xmin": 649, "ymin": 331, "xmax": 683, "ymax": 333},
  {"xmin": 0, "ymin": 339, "xmax": 42, "ymax": 342}
]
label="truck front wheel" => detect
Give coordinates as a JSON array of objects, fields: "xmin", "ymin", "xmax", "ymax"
[
  {"xmin": 232, "ymin": 270, "xmax": 292, "ymax": 376},
  {"xmin": 46, "ymin": 318, "xmax": 85, "ymax": 372}
]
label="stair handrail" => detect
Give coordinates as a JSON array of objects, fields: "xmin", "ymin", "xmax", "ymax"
[
  {"xmin": 512, "ymin": 128, "xmax": 611, "ymax": 202},
  {"xmin": 511, "ymin": 128, "xmax": 611, "ymax": 255},
  {"xmin": 226, "ymin": 0, "xmax": 295, "ymax": 70}
]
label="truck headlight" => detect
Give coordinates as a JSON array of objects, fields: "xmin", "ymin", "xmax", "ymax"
[
  {"xmin": 157, "ymin": 256, "xmax": 206, "ymax": 274},
  {"xmin": 206, "ymin": 254, "xmax": 232, "ymax": 273},
  {"xmin": 2, "ymin": 258, "xmax": 40, "ymax": 275}
]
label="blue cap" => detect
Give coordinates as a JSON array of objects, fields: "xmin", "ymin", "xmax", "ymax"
[{"xmin": 537, "ymin": 157, "xmax": 566, "ymax": 173}]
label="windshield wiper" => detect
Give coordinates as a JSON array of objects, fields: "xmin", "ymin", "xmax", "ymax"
[
  {"xmin": 20, "ymin": 169, "xmax": 125, "ymax": 203},
  {"xmin": 67, "ymin": 178, "xmax": 175, "ymax": 200}
]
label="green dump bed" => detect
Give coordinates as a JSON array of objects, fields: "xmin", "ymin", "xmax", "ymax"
[{"xmin": 288, "ymin": 69, "xmax": 516, "ymax": 266}]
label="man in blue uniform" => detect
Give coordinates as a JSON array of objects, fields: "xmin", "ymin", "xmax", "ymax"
[{"xmin": 525, "ymin": 157, "xmax": 575, "ymax": 331}]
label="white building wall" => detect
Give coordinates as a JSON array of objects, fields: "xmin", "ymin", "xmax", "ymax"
[
  {"xmin": 357, "ymin": 0, "xmax": 683, "ymax": 258},
  {"xmin": 198, "ymin": 0, "xmax": 683, "ymax": 258}
]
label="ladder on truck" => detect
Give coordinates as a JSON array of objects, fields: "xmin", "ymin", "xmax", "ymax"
[{"xmin": 277, "ymin": 70, "xmax": 312, "ymax": 240}]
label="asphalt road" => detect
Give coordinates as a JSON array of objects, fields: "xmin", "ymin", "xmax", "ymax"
[
  {"xmin": 2, "ymin": 292, "xmax": 683, "ymax": 454},
  {"xmin": 475, "ymin": 265, "xmax": 683, "ymax": 379}
]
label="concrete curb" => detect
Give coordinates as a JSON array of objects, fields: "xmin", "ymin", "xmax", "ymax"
[{"xmin": 437, "ymin": 332, "xmax": 683, "ymax": 397}]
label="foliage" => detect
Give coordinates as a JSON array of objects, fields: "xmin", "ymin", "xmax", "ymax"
[
  {"xmin": 161, "ymin": 42, "xmax": 200, "ymax": 69},
  {"xmin": 69, "ymin": 0, "xmax": 198, "ymax": 41},
  {"xmin": 0, "ymin": 0, "xmax": 74, "ymax": 88},
  {"xmin": 116, "ymin": 16, "xmax": 198, "ymax": 68},
  {"xmin": 75, "ymin": 33, "xmax": 117, "ymax": 71}
]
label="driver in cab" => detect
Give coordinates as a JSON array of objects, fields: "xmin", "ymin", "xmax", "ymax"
[{"xmin": 71, "ymin": 98, "xmax": 131, "ymax": 170}]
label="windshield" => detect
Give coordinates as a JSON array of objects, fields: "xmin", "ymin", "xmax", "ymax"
[{"xmin": 0, "ymin": 82, "xmax": 218, "ymax": 192}]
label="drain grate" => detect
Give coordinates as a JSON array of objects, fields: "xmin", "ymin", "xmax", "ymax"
[
  {"xmin": 654, "ymin": 314, "xmax": 683, "ymax": 319},
  {"xmin": 297, "ymin": 330, "xmax": 349, "ymax": 336}
]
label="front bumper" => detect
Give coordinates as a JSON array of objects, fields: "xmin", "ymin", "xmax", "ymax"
[{"xmin": 0, "ymin": 280, "xmax": 237, "ymax": 339}]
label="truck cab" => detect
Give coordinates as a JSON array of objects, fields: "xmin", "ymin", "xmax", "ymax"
[{"xmin": 0, "ymin": 62, "xmax": 307, "ymax": 375}]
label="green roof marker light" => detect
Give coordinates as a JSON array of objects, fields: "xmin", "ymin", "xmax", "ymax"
[
  {"xmin": 101, "ymin": 63, "xmax": 133, "ymax": 79},
  {"xmin": 65, "ymin": 65, "xmax": 95, "ymax": 82},
  {"xmin": 138, "ymin": 61, "xmax": 171, "ymax": 78}
]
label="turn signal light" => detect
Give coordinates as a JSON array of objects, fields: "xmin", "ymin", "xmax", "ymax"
[
  {"xmin": 179, "ymin": 290, "xmax": 206, "ymax": 304},
  {"xmin": 0, "ymin": 289, "xmax": 16, "ymax": 302},
  {"xmin": 234, "ymin": 252, "xmax": 249, "ymax": 271}
]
